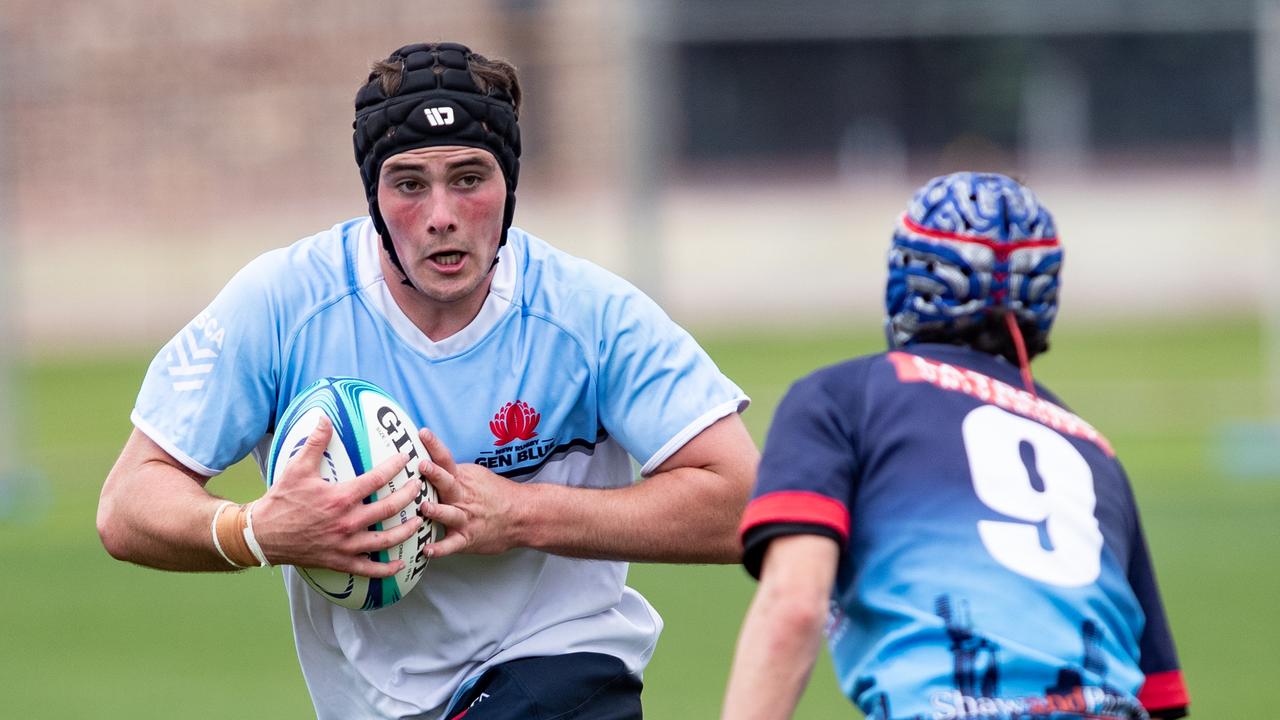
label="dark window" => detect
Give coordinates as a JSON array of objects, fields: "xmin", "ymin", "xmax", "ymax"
[{"xmin": 675, "ymin": 32, "xmax": 1255, "ymax": 168}]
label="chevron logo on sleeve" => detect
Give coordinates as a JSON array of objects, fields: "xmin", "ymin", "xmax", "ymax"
[{"xmin": 166, "ymin": 312, "xmax": 223, "ymax": 392}]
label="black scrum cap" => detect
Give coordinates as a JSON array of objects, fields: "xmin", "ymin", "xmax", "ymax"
[{"xmin": 353, "ymin": 42, "xmax": 521, "ymax": 273}]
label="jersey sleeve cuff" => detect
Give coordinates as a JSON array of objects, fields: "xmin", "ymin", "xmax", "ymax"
[
  {"xmin": 738, "ymin": 491, "xmax": 850, "ymax": 579},
  {"xmin": 1139, "ymin": 670, "xmax": 1189, "ymax": 718},
  {"xmin": 741, "ymin": 522, "xmax": 844, "ymax": 579},
  {"xmin": 639, "ymin": 396, "xmax": 749, "ymax": 476},
  {"xmin": 739, "ymin": 491, "xmax": 850, "ymax": 541},
  {"xmin": 131, "ymin": 409, "xmax": 223, "ymax": 478}
]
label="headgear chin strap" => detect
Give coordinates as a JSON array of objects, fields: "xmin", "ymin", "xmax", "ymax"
[{"xmin": 353, "ymin": 42, "xmax": 521, "ymax": 277}]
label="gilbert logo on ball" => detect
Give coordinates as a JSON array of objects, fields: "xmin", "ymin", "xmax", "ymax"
[{"xmin": 265, "ymin": 377, "xmax": 439, "ymax": 610}]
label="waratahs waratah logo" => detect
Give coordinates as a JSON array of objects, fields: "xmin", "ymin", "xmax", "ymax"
[
  {"xmin": 489, "ymin": 400, "xmax": 541, "ymax": 446},
  {"xmin": 475, "ymin": 400, "xmax": 557, "ymax": 472}
]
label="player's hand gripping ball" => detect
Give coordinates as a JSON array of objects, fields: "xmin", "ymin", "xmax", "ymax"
[{"xmin": 266, "ymin": 377, "xmax": 439, "ymax": 610}]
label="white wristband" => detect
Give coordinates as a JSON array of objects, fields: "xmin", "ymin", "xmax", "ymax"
[
  {"xmin": 210, "ymin": 501, "xmax": 246, "ymax": 569},
  {"xmin": 242, "ymin": 501, "xmax": 271, "ymax": 567}
]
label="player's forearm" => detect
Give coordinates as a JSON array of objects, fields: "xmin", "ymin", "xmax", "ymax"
[
  {"xmin": 722, "ymin": 535, "xmax": 839, "ymax": 719},
  {"xmin": 98, "ymin": 480, "xmax": 237, "ymax": 571},
  {"xmin": 515, "ymin": 465, "xmax": 749, "ymax": 563},
  {"xmin": 722, "ymin": 579, "xmax": 826, "ymax": 719},
  {"xmin": 97, "ymin": 435, "xmax": 241, "ymax": 572}
]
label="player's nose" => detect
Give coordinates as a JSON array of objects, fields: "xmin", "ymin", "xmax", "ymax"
[{"xmin": 424, "ymin": 190, "xmax": 458, "ymax": 235}]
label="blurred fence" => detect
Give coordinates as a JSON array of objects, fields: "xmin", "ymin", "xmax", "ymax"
[{"xmin": 2, "ymin": 0, "xmax": 1274, "ymax": 351}]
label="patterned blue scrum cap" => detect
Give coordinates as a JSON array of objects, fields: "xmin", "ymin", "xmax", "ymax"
[{"xmin": 884, "ymin": 172, "xmax": 1062, "ymax": 348}]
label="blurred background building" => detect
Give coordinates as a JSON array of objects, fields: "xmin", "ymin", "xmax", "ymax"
[{"xmin": 1, "ymin": 0, "xmax": 1275, "ymax": 349}]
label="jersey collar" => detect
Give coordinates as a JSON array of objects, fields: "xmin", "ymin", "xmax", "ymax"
[{"xmin": 355, "ymin": 219, "xmax": 517, "ymax": 359}]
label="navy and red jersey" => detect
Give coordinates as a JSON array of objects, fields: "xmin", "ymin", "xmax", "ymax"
[{"xmin": 741, "ymin": 344, "xmax": 1188, "ymax": 719}]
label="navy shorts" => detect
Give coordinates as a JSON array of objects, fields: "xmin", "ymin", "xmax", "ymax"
[{"xmin": 446, "ymin": 652, "xmax": 643, "ymax": 720}]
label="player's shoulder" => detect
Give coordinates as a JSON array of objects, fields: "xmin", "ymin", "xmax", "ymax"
[
  {"xmin": 244, "ymin": 218, "xmax": 362, "ymax": 286},
  {"xmin": 508, "ymin": 226, "xmax": 655, "ymax": 325},
  {"xmin": 799, "ymin": 352, "xmax": 889, "ymax": 393},
  {"xmin": 773, "ymin": 353, "xmax": 887, "ymax": 416},
  {"xmin": 232, "ymin": 217, "xmax": 365, "ymax": 307},
  {"xmin": 511, "ymin": 227, "xmax": 637, "ymax": 296}
]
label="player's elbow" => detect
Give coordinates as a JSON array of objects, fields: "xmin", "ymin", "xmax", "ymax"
[
  {"xmin": 697, "ymin": 497, "xmax": 749, "ymax": 563},
  {"xmin": 752, "ymin": 536, "xmax": 838, "ymax": 640},
  {"xmin": 95, "ymin": 487, "xmax": 136, "ymax": 561},
  {"xmin": 758, "ymin": 582, "xmax": 828, "ymax": 647},
  {"xmin": 96, "ymin": 498, "xmax": 127, "ymax": 560},
  {"xmin": 696, "ymin": 537, "xmax": 743, "ymax": 565},
  {"xmin": 709, "ymin": 472, "xmax": 756, "ymax": 564}
]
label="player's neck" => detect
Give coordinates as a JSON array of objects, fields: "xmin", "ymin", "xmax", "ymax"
[{"xmin": 383, "ymin": 261, "xmax": 494, "ymax": 343}]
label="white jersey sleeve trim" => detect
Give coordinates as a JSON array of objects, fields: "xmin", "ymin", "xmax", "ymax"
[
  {"xmin": 130, "ymin": 408, "xmax": 223, "ymax": 478},
  {"xmin": 639, "ymin": 396, "xmax": 749, "ymax": 476}
]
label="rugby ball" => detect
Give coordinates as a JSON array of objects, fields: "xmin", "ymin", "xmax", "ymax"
[{"xmin": 266, "ymin": 377, "xmax": 439, "ymax": 610}]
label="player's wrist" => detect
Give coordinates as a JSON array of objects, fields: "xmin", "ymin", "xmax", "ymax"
[
  {"xmin": 241, "ymin": 501, "xmax": 271, "ymax": 567},
  {"xmin": 211, "ymin": 501, "xmax": 269, "ymax": 568},
  {"xmin": 505, "ymin": 481, "xmax": 547, "ymax": 551}
]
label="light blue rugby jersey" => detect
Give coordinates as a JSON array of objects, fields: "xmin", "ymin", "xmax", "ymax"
[{"xmin": 133, "ymin": 217, "xmax": 748, "ymax": 720}]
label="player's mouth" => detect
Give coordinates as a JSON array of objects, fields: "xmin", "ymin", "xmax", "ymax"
[{"xmin": 428, "ymin": 251, "xmax": 466, "ymax": 273}]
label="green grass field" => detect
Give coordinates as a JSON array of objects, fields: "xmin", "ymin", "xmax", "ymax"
[{"xmin": 1, "ymin": 318, "xmax": 1275, "ymax": 718}]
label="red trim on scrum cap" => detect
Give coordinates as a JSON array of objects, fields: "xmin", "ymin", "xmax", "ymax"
[
  {"xmin": 1138, "ymin": 670, "xmax": 1190, "ymax": 711},
  {"xmin": 899, "ymin": 214, "xmax": 1060, "ymax": 260},
  {"xmin": 739, "ymin": 491, "xmax": 850, "ymax": 542}
]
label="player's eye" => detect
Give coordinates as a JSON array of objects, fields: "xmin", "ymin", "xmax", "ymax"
[
  {"xmin": 455, "ymin": 174, "xmax": 482, "ymax": 189},
  {"xmin": 394, "ymin": 178, "xmax": 425, "ymax": 193}
]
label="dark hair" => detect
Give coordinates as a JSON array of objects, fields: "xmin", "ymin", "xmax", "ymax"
[
  {"xmin": 368, "ymin": 51, "xmax": 522, "ymax": 117},
  {"xmin": 910, "ymin": 312, "xmax": 1049, "ymax": 365}
]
